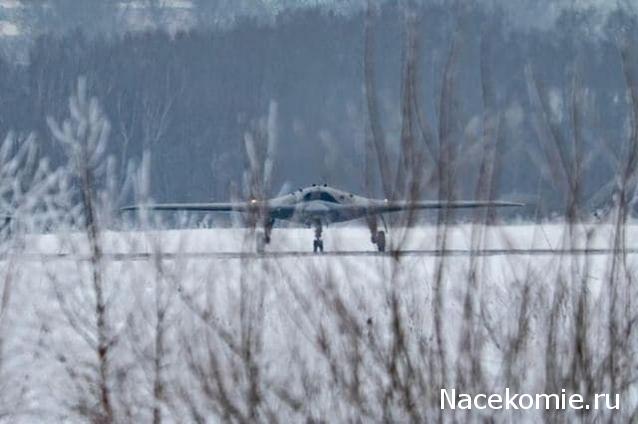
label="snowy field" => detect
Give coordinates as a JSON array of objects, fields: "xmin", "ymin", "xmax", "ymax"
[
  {"xmin": 0, "ymin": 223, "xmax": 633, "ymax": 422},
  {"xmin": 16, "ymin": 222, "xmax": 635, "ymax": 254}
]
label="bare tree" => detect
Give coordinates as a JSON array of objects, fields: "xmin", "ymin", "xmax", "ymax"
[{"xmin": 46, "ymin": 77, "xmax": 121, "ymax": 423}]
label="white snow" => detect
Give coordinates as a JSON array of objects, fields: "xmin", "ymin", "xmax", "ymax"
[{"xmin": 0, "ymin": 223, "xmax": 635, "ymax": 422}]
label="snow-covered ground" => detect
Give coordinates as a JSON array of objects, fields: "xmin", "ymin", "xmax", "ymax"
[
  {"xmin": 17, "ymin": 222, "xmax": 635, "ymax": 254},
  {"xmin": 0, "ymin": 223, "xmax": 635, "ymax": 422}
]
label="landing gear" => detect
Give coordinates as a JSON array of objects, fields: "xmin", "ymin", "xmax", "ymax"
[
  {"xmin": 256, "ymin": 218, "xmax": 275, "ymax": 253},
  {"xmin": 264, "ymin": 218, "xmax": 273, "ymax": 244},
  {"xmin": 371, "ymin": 230, "xmax": 386, "ymax": 252},
  {"xmin": 313, "ymin": 222, "xmax": 324, "ymax": 253},
  {"xmin": 256, "ymin": 232, "xmax": 266, "ymax": 253},
  {"xmin": 369, "ymin": 214, "xmax": 388, "ymax": 252},
  {"xmin": 376, "ymin": 230, "xmax": 386, "ymax": 252}
]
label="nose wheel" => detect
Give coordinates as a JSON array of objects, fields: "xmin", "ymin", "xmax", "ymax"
[
  {"xmin": 376, "ymin": 230, "xmax": 386, "ymax": 252},
  {"xmin": 313, "ymin": 222, "xmax": 324, "ymax": 253},
  {"xmin": 371, "ymin": 230, "xmax": 386, "ymax": 252},
  {"xmin": 256, "ymin": 233, "xmax": 266, "ymax": 253}
]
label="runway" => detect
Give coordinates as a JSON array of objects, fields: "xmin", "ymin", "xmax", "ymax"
[{"xmin": 5, "ymin": 248, "xmax": 638, "ymax": 261}]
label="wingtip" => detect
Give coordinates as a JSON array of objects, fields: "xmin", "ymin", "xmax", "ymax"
[
  {"xmin": 499, "ymin": 201, "xmax": 525, "ymax": 207},
  {"xmin": 119, "ymin": 205, "xmax": 139, "ymax": 212}
]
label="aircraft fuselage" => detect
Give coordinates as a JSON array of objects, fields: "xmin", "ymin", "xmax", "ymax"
[{"xmin": 265, "ymin": 185, "xmax": 375, "ymax": 226}]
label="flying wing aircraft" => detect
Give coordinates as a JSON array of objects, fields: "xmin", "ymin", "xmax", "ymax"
[{"xmin": 121, "ymin": 184, "xmax": 523, "ymax": 252}]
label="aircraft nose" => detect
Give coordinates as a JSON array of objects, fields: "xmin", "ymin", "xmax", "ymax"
[{"xmin": 303, "ymin": 202, "xmax": 330, "ymax": 213}]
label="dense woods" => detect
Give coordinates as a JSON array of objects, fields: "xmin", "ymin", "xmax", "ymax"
[{"xmin": 0, "ymin": 3, "xmax": 636, "ymax": 211}]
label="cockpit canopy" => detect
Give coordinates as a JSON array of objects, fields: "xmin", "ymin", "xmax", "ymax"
[{"xmin": 303, "ymin": 190, "xmax": 339, "ymax": 203}]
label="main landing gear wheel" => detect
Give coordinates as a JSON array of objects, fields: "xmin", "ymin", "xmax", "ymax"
[
  {"xmin": 376, "ymin": 230, "xmax": 386, "ymax": 252},
  {"xmin": 313, "ymin": 222, "xmax": 324, "ymax": 253},
  {"xmin": 256, "ymin": 218, "xmax": 274, "ymax": 253},
  {"xmin": 369, "ymin": 214, "xmax": 388, "ymax": 252},
  {"xmin": 256, "ymin": 231, "xmax": 266, "ymax": 253}
]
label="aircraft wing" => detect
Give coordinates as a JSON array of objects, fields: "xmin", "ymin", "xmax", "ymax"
[
  {"xmin": 360, "ymin": 200, "xmax": 524, "ymax": 214},
  {"xmin": 120, "ymin": 202, "xmax": 297, "ymax": 215},
  {"xmin": 121, "ymin": 202, "xmax": 256, "ymax": 213}
]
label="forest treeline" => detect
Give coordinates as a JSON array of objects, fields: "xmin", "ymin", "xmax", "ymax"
[{"xmin": 0, "ymin": 3, "xmax": 636, "ymax": 215}]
